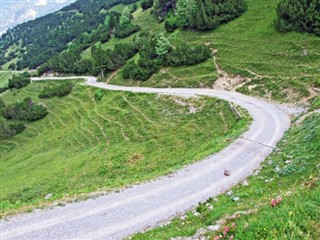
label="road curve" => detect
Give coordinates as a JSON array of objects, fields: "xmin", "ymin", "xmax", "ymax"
[{"xmin": 1, "ymin": 76, "xmax": 291, "ymax": 240}]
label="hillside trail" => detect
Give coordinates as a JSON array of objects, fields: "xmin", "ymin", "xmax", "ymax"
[{"xmin": 1, "ymin": 76, "xmax": 301, "ymax": 240}]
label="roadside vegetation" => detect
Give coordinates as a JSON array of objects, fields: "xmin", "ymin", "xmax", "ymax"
[
  {"xmin": 132, "ymin": 97, "xmax": 320, "ymax": 240},
  {"xmin": 0, "ymin": 80, "xmax": 249, "ymax": 217}
]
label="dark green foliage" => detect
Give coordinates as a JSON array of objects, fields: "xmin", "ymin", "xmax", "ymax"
[
  {"xmin": 141, "ymin": 0, "xmax": 154, "ymax": 10},
  {"xmin": 165, "ymin": 44, "xmax": 211, "ymax": 66},
  {"xmin": 3, "ymin": 98, "xmax": 48, "ymax": 122},
  {"xmin": 0, "ymin": 119, "xmax": 26, "ymax": 141},
  {"xmin": 115, "ymin": 24, "xmax": 141, "ymax": 38},
  {"xmin": 132, "ymin": 3, "xmax": 138, "ymax": 12},
  {"xmin": 122, "ymin": 58, "xmax": 161, "ymax": 80},
  {"xmin": 153, "ymin": 0, "xmax": 176, "ymax": 20},
  {"xmin": 122, "ymin": 32, "xmax": 211, "ymax": 80},
  {"xmin": 0, "ymin": 99, "xmax": 5, "ymax": 109},
  {"xmin": 0, "ymin": 0, "xmax": 139, "ymax": 69},
  {"xmin": 182, "ymin": 0, "xmax": 246, "ymax": 31},
  {"xmin": 8, "ymin": 63, "xmax": 16, "ymax": 70},
  {"xmin": 0, "ymin": 87, "xmax": 9, "ymax": 94},
  {"xmin": 275, "ymin": 0, "xmax": 320, "ymax": 35},
  {"xmin": 92, "ymin": 42, "xmax": 138, "ymax": 77},
  {"xmin": 165, "ymin": 20, "xmax": 177, "ymax": 32},
  {"xmin": 94, "ymin": 89, "xmax": 104, "ymax": 101},
  {"xmin": 8, "ymin": 74, "xmax": 31, "ymax": 89},
  {"xmin": 155, "ymin": 0, "xmax": 246, "ymax": 31},
  {"xmin": 39, "ymin": 82, "xmax": 74, "ymax": 99}
]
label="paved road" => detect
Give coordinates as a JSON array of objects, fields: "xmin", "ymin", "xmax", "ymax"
[{"xmin": 1, "ymin": 76, "xmax": 291, "ymax": 240}]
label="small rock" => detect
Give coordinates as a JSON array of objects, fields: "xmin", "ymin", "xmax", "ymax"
[
  {"xmin": 224, "ymin": 170, "xmax": 231, "ymax": 176},
  {"xmin": 45, "ymin": 193, "xmax": 53, "ymax": 199},
  {"xmin": 242, "ymin": 179, "xmax": 249, "ymax": 186},
  {"xmin": 232, "ymin": 196, "xmax": 240, "ymax": 202},
  {"xmin": 205, "ymin": 203, "xmax": 213, "ymax": 210},
  {"xmin": 285, "ymin": 160, "xmax": 292, "ymax": 164},
  {"xmin": 226, "ymin": 191, "xmax": 233, "ymax": 196},
  {"xmin": 267, "ymin": 159, "xmax": 273, "ymax": 165}
]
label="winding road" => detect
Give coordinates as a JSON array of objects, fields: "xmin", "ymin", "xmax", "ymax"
[{"xmin": 1, "ymin": 76, "xmax": 292, "ymax": 240}]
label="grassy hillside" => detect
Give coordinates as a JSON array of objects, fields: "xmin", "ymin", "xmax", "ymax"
[
  {"xmin": 103, "ymin": 0, "xmax": 320, "ymax": 102},
  {"xmin": 133, "ymin": 98, "xmax": 320, "ymax": 239},
  {"xmin": 0, "ymin": 80, "xmax": 248, "ymax": 216}
]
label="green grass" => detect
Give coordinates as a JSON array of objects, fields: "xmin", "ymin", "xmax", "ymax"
[
  {"xmin": 0, "ymin": 72, "xmax": 14, "ymax": 88},
  {"xmin": 132, "ymin": 103, "xmax": 320, "ymax": 239},
  {"xmin": 168, "ymin": 0, "xmax": 320, "ymax": 102},
  {"xmin": 105, "ymin": 0, "xmax": 320, "ymax": 102},
  {"xmin": 0, "ymin": 80, "xmax": 249, "ymax": 216}
]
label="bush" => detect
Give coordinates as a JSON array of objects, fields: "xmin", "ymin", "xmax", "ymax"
[
  {"xmin": 122, "ymin": 58, "xmax": 161, "ymax": 81},
  {"xmin": 0, "ymin": 87, "xmax": 9, "ymax": 94},
  {"xmin": 3, "ymin": 98, "xmax": 48, "ymax": 122},
  {"xmin": 8, "ymin": 74, "xmax": 31, "ymax": 89},
  {"xmin": 39, "ymin": 82, "xmax": 74, "ymax": 98},
  {"xmin": 165, "ymin": 44, "xmax": 211, "ymax": 66},
  {"xmin": 94, "ymin": 89, "xmax": 104, "ymax": 101},
  {"xmin": 165, "ymin": 20, "xmax": 177, "ymax": 32},
  {"xmin": 115, "ymin": 23, "xmax": 141, "ymax": 39},
  {"xmin": 0, "ymin": 119, "xmax": 26, "ymax": 141},
  {"xmin": 141, "ymin": 0, "xmax": 154, "ymax": 10},
  {"xmin": 275, "ymin": 0, "xmax": 320, "ymax": 35}
]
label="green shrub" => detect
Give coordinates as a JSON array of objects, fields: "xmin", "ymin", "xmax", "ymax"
[
  {"xmin": 141, "ymin": 0, "xmax": 154, "ymax": 10},
  {"xmin": 0, "ymin": 87, "xmax": 9, "ymax": 93},
  {"xmin": 3, "ymin": 98, "xmax": 48, "ymax": 122},
  {"xmin": 8, "ymin": 74, "xmax": 31, "ymax": 89},
  {"xmin": 94, "ymin": 89, "xmax": 104, "ymax": 101},
  {"xmin": 165, "ymin": 20, "xmax": 177, "ymax": 32},
  {"xmin": 0, "ymin": 119, "xmax": 26, "ymax": 141},
  {"xmin": 39, "ymin": 82, "xmax": 74, "ymax": 98},
  {"xmin": 115, "ymin": 23, "xmax": 141, "ymax": 39},
  {"xmin": 165, "ymin": 44, "xmax": 211, "ymax": 66},
  {"xmin": 275, "ymin": 0, "xmax": 320, "ymax": 35}
]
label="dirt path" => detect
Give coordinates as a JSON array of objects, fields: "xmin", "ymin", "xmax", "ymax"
[{"xmin": 1, "ymin": 76, "xmax": 293, "ymax": 240}]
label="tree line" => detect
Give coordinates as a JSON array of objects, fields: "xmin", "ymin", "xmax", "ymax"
[
  {"xmin": 275, "ymin": 0, "xmax": 320, "ymax": 36},
  {"xmin": 0, "ymin": 0, "xmax": 140, "ymax": 70}
]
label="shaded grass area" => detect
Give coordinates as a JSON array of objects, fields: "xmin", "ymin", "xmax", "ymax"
[
  {"xmin": 0, "ymin": 81, "xmax": 249, "ymax": 216},
  {"xmin": 132, "ymin": 104, "xmax": 320, "ymax": 239}
]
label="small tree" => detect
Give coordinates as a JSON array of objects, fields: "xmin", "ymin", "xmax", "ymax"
[
  {"xmin": 119, "ymin": 7, "xmax": 131, "ymax": 27},
  {"xmin": 155, "ymin": 34, "xmax": 172, "ymax": 57}
]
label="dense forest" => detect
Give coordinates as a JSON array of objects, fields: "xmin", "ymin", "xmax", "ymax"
[
  {"xmin": 0, "ymin": 0, "xmax": 139, "ymax": 69},
  {"xmin": 275, "ymin": 0, "xmax": 320, "ymax": 35},
  {"xmin": 154, "ymin": 0, "xmax": 246, "ymax": 31}
]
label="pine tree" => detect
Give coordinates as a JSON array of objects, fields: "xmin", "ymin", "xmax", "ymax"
[
  {"xmin": 119, "ymin": 7, "xmax": 131, "ymax": 27},
  {"xmin": 155, "ymin": 34, "xmax": 172, "ymax": 57}
]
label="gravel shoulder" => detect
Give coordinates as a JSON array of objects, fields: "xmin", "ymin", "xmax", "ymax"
[{"xmin": 1, "ymin": 76, "xmax": 292, "ymax": 240}]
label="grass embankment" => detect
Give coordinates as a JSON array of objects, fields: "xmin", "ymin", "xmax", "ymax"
[
  {"xmin": 105, "ymin": 0, "xmax": 320, "ymax": 102},
  {"xmin": 0, "ymin": 80, "xmax": 249, "ymax": 217},
  {"xmin": 132, "ymin": 98, "xmax": 320, "ymax": 240}
]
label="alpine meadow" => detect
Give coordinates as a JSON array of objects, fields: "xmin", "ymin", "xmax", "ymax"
[{"xmin": 0, "ymin": 0, "xmax": 319, "ymax": 239}]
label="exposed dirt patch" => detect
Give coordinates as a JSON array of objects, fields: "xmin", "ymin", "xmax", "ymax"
[{"xmin": 211, "ymin": 49, "xmax": 251, "ymax": 91}]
